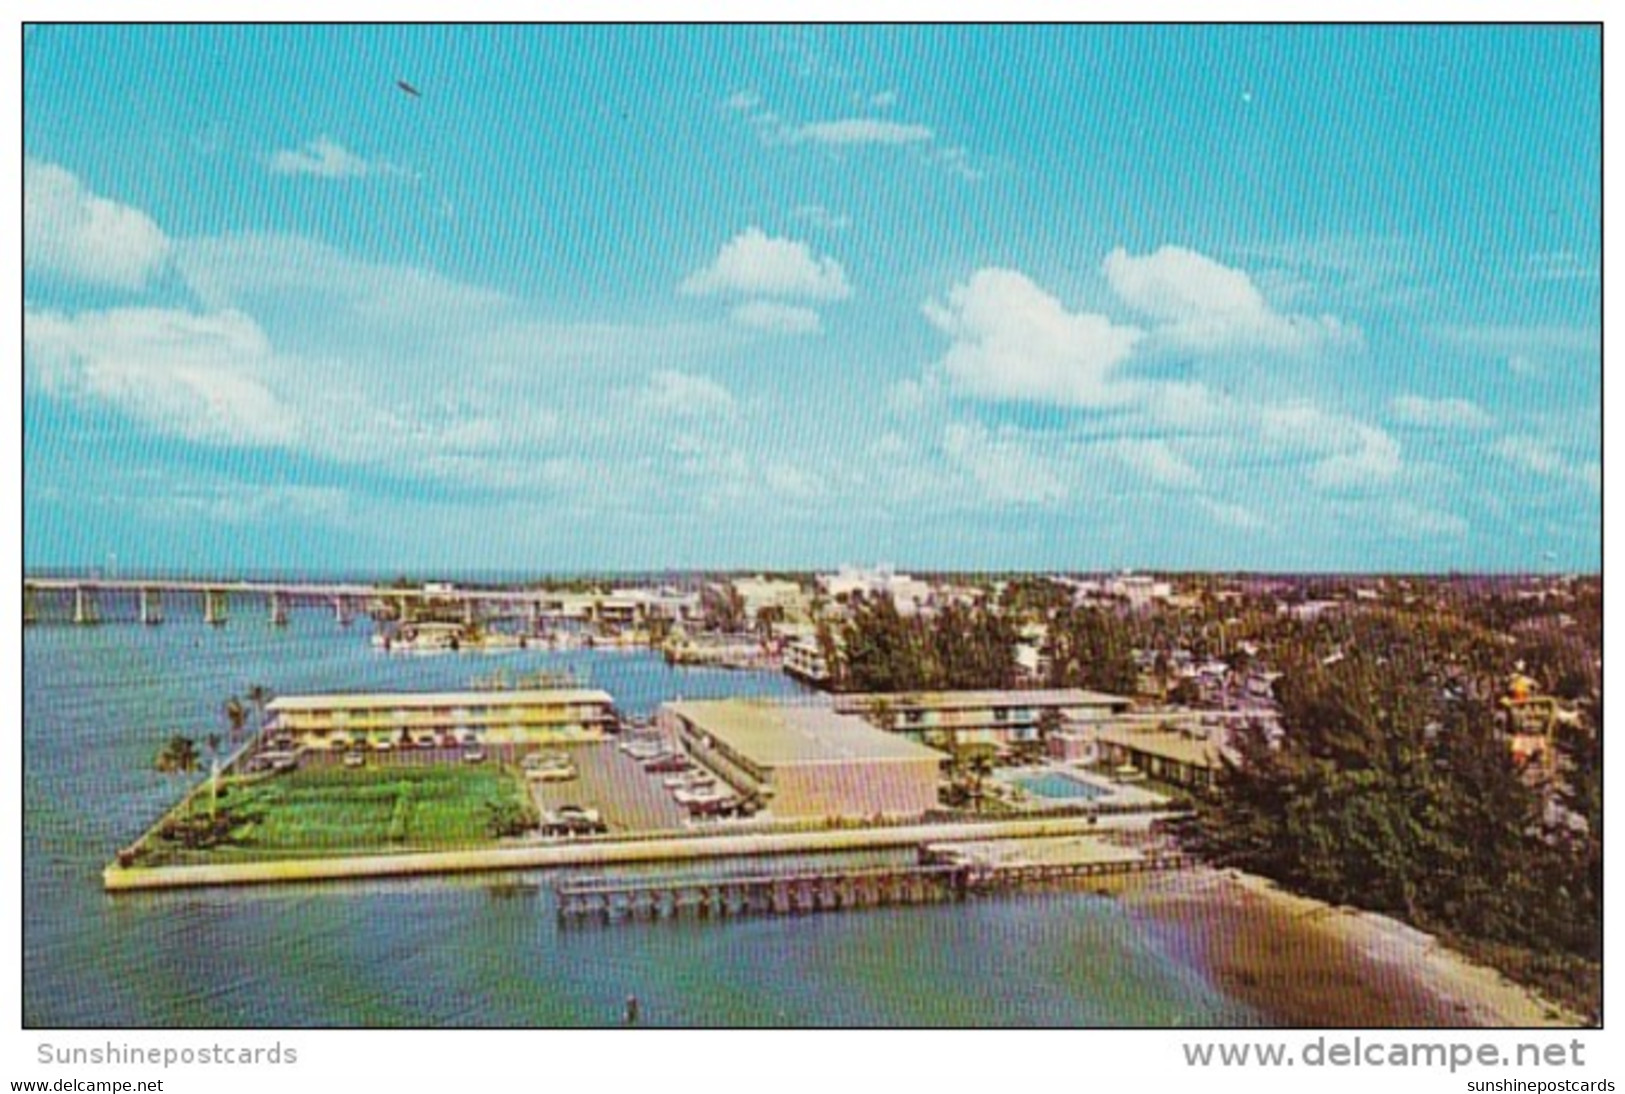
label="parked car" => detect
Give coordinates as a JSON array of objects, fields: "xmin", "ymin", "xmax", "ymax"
[
  {"xmin": 644, "ymin": 752, "xmax": 692, "ymax": 774},
  {"xmin": 342, "ymin": 752, "xmax": 366, "ymax": 768},
  {"xmin": 462, "ymin": 748, "xmax": 487, "ymax": 764},
  {"xmin": 542, "ymin": 805, "xmax": 607, "ymax": 836},
  {"xmin": 527, "ymin": 764, "xmax": 577, "ymax": 782}
]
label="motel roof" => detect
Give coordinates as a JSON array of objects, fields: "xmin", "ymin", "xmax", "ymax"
[
  {"xmin": 835, "ymin": 689, "xmax": 1133, "ymax": 711},
  {"xmin": 1092, "ymin": 725, "xmax": 1232, "ymax": 769},
  {"xmin": 267, "ymin": 689, "xmax": 614, "ymax": 712},
  {"xmin": 665, "ymin": 700, "xmax": 948, "ymax": 767}
]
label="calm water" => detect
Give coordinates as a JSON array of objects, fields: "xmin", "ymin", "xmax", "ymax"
[{"xmin": 23, "ymin": 605, "xmax": 1260, "ymax": 1027}]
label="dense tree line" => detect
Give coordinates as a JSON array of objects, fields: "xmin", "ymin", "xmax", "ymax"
[
  {"xmin": 824, "ymin": 593, "xmax": 1019, "ymax": 692},
  {"xmin": 1189, "ymin": 620, "xmax": 1600, "ymax": 1016}
]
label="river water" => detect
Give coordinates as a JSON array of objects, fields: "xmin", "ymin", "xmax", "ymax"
[{"xmin": 23, "ymin": 604, "xmax": 1261, "ymax": 1027}]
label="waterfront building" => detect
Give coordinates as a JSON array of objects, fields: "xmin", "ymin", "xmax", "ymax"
[
  {"xmin": 658, "ymin": 699, "xmax": 946, "ymax": 818},
  {"xmin": 730, "ymin": 576, "xmax": 810, "ymax": 622},
  {"xmin": 1092, "ymin": 723, "xmax": 1230, "ymax": 789},
  {"xmin": 832, "ymin": 688, "xmax": 1133, "ymax": 748},
  {"xmin": 782, "ymin": 634, "xmax": 832, "ymax": 683},
  {"xmin": 265, "ymin": 688, "xmax": 617, "ymax": 756},
  {"xmin": 819, "ymin": 564, "xmax": 935, "ymax": 615}
]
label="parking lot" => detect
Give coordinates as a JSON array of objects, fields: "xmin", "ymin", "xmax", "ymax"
[{"xmin": 526, "ymin": 741, "xmax": 694, "ymax": 834}]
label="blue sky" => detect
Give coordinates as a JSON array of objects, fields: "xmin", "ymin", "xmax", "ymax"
[{"xmin": 22, "ymin": 25, "xmax": 1601, "ymax": 574}]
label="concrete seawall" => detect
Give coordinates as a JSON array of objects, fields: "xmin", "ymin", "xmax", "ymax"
[{"xmin": 103, "ymin": 814, "xmax": 1156, "ymax": 892}]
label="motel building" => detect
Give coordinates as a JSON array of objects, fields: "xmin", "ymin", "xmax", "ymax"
[
  {"xmin": 831, "ymin": 689, "xmax": 1134, "ymax": 749},
  {"xmin": 658, "ymin": 699, "xmax": 948, "ymax": 819},
  {"xmin": 264, "ymin": 688, "xmax": 617, "ymax": 760},
  {"xmin": 1091, "ymin": 723, "xmax": 1232, "ymax": 790}
]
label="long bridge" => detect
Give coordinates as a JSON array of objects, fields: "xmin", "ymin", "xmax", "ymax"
[
  {"xmin": 21, "ymin": 577, "xmax": 664, "ymax": 629},
  {"xmin": 555, "ymin": 852, "xmax": 1191, "ymax": 925}
]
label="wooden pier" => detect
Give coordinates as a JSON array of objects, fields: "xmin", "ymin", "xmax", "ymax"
[{"xmin": 554, "ymin": 852, "xmax": 1189, "ymax": 925}]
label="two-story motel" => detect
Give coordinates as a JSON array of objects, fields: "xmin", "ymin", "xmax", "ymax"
[
  {"xmin": 659, "ymin": 699, "xmax": 946, "ymax": 819},
  {"xmin": 831, "ymin": 688, "xmax": 1134, "ymax": 748},
  {"xmin": 265, "ymin": 689, "xmax": 617, "ymax": 757}
]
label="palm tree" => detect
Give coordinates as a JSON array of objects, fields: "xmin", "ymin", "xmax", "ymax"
[
  {"xmin": 224, "ymin": 695, "xmax": 248, "ymax": 744},
  {"xmin": 205, "ymin": 733, "xmax": 223, "ymax": 817},
  {"xmin": 154, "ymin": 735, "xmax": 200, "ymax": 775}
]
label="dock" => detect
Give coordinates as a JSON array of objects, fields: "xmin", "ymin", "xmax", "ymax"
[{"xmin": 554, "ymin": 845, "xmax": 1189, "ymax": 924}]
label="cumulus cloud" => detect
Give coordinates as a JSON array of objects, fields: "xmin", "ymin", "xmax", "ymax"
[
  {"xmin": 634, "ymin": 370, "xmax": 736, "ymax": 419},
  {"xmin": 941, "ymin": 421, "xmax": 1067, "ymax": 506},
  {"xmin": 1495, "ymin": 435, "xmax": 1600, "ymax": 489},
  {"xmin": 24, "ymin": 307, "xmax": 298, "ymax": 446},
  {"xmin": 680, "ymin": 227, "xmax": 851, "ymax": 301},
  {"xmin": 730, "ymin": 300, "xmax": 822, "ymax": 335},
  {"xmin": 1261, "ymin": 403, "xmax": 1402, "ymax": 490},
  {"xmin": 794, "ymin": 118, "xmax": 933, "ymax": 145},
  {"xmin": 923, "ymin": 268, "xmax": 1143, "ymax": 407},
  {"xmin": 25, "ymin": 160, "xmax": 170, "ymax": 290},
  {"xmin": 269, "ymin": 136, "xmax": 398, "ymax": 180},
  {"xmin": 1390, "ymin": 394, "xmax": 1493, "ymax": 429},
  {"xmin": 1103, "ymin": 245, "xmax": 1359, "ymax": 354},
  {"xmin": 1111, "ymin": 439, "xmax": 1202, "ymax": 490}
]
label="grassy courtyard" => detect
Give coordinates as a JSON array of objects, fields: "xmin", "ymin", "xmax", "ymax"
[{"xmin": 136, "ymin": 763, "xmax": 531, "ymax": 866}]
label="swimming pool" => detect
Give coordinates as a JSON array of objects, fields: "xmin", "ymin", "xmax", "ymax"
[{"xmin": 1013, "ymin": 771, "xmax": 1108, "ymax": 801}]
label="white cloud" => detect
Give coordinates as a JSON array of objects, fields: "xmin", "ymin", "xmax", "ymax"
[
  {"xmin": 1199, "ymin": 497, "xmax": 1267, "ymax": 531},
  {"xmin": 869, "ymin": 90, "xmax": 897, "ymax": 109},
  {"xmin": 1389, "ymin": 395, "xmax": 1493, "ymax": 430},
  {"xmin": 1111, "ymin": 439, "xmax": 1202, "ymax": 490},
  {"xmin": 634, "ymin": 370, "xmax": 736, "ymax": 420},
  {"xmin": 941, "ymin": 421, "xmax": 1067, "ymax": 506},
  {"xmin": 1103, "ymin": 245, "xmax": 1359, "ymax": 354},
  {"xmin": 268, "ymin": 136, "xmax": 397, "ymax": 180},
  {"xmin": 923, "ymin": 268, "xmax": 1143, "ymax": 408},
  {"xmin": 1307, "ymin": 424, "xmax": 1402, "ymax": 489},
  {"xmin": 794, "ymin": 118, "xmax": 934, "ymax": 145},
  {"xmin": 24, "ymin": 307, "xmax": 298, "ymax": 446},
  {"xmin": 790, "ymin": 204, "xmax": 850, "ymax": 231},
  {"xmin": 150, "ymin": 482, "xmax": 350, "ymax": 526},
  {"xmin": 1526, "ymin": 250, "xmax": 1598, "ymax": 282},
  {"xmin": 1495, "ymin": 435, "xmax": 1600, "ymax": 489},
  {"xmin": 730, "ymin": 300, "xmax": 822, "ymax": 335},
  {"xmin": 24, "ymin": 160, "xmax": 170, "ymax": 290},
  {"xmin": 680, "ymin": 227, "xmax": 851, "ymax": 301},
  {"xmin": 724, "ymin": 89, "xmax": 763, "ymax": 111},
  {"xmin": 1387, "ymin": 501, "xmax": 1468, "ymax": 539},
  {"xmin": 1260, "ymin": 403, "xmax": 1402, "ymax": 490}
]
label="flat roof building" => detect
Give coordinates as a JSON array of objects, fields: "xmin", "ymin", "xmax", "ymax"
[
  {"xmin": 267, "ymin": 688, "xmax": 616, "ymax": 755},
  {"xmin": 659, "ymin": 699, "xmax": 946, "ymax": 819},
  {"xmin": 832, "ymin": 688, "xmax": 1134, "ymax": 747},
  {"xmin": 1093, "ymin": 724, "xmax": 1232, "ymax": 789}
]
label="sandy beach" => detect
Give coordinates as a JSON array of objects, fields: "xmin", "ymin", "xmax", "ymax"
[{"xmin": 1121, "ymin": 867, "xmax": 1586, "ymax": 1028}]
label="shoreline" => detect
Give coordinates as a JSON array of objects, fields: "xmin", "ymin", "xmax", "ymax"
[{"xmin": 1120, "ymin": 867, "xmax": 1586, "ymax": 1028}]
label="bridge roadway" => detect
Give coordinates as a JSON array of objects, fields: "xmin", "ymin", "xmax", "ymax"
[{"xmin": 22, "ymin": 576, "xmax": 632, "ymax": 626}]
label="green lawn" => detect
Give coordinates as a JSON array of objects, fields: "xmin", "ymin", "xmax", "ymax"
[{"xmin": 138, "ymin": 763, "xmax": 529, "ymax": 866}]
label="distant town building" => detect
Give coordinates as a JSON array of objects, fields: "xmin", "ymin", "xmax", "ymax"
[
  {"xmin": 820, "ymin": 564, "xmax": 934, "ymax": 614},
  {"xmin": 659, "ymin": 699, "xmax": 946, "ymax": 818},
  {"xmin": 730, "ymin": 576, "xmax": 809, "ymax": 621},
  {"xmin": 783, "ymin": 633, "xmax": 832, "ymax": 683}
]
